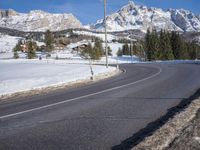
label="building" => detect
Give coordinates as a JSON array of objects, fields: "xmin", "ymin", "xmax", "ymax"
[{"xmin": 72, "ymin": 44, "xmax": 88, "ymax": 52}]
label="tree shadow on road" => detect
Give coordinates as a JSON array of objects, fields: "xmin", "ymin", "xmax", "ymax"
[{"xmin": 111, "ymin": 89, "xmax": 200, "ymax": 150}]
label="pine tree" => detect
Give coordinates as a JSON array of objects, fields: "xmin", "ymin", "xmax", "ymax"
[
  {"xmin": 94, "ymin": 38, "xmax": 104, "ymax": 57},
  {"xmin": 13, "ymin": 40, "xmax": 23, "ymax": 59},
  {"xmin": 93, "ymin": 46, "xmax": 101, "ymax": 60},
  {"xmin": 107, "ymin": 46, "xmax": 112, "ymax": 56},
  {"xmin": 174, "ymin": 40, "xmax": 188, "ymax": 60},
  {"xmin": 131, "ymin": 42, "xmax": 141, "ymax": 57},
  {"xmin": 145, "ymin": 28, "xmax": 153, "ymax": 61},
  {"xmin": 45, "ymin": 30, "xmax": 54, "ymax": 52},
  {"xmin": 144, "ymin": 29, "xmax": 160, "ymax": 60},
  {"xmin": 160, "ymin": 30, "xmax": 174, "ymax": 60},
  {"xmin": 159, "ymin": 30, "xmax": 165, "ymax": 60},
  {"xmin": 132, "ymin": 44, "xmax": 137, "ymax": 56},
  {"xmin": 81, "ymin": 42, "xmax": 92, "ymax": 59},
  {"xmin": 165, "ymin": 32, "xmax": 174, "ymax": 60},
  {"xmin": 122, "ymin": 42, "xmax": 130, "ymax": 55},
  {"xmin": 13, "ymin": 40, "xmax": 21, "ymax": 59},
  {"xmin": 171, "ymin": 31, "xmax": 179, "ymax": 59},
  {"xmin": 151, "ymin": 30, "xmax": 160, "ymax": 60},
  {"xmin": 188, "ymin": 42, "xmax": 198, "ymax": 60},
  {"xmin": 197, "ymin": 45, "xmax": 200, "ymax": 59},
  {"xmin": 133, "ymin": 43, "xmax": 146, "ymax": 59},
  {"xmin": 170, "ymin": 31, "xmax": 191, "ymax": 60},
  {"xmin": 13, "ymin": 51, "xmax": 19, "ymax": 59},
  {"xmin": 27, "ymin": 41, "xmax": 36, "ymax": 59},
  {"xmin": 171, "ymin": 31, "xmax": 186, "ymax": 60},
  {"xmin": 13, "ymin": 40, "xmax": 22, "ymax": 52},
  {"xmin": 81, "ymin": 41, "xmax": 103, "ymax": 60},
  {"xmin": 117, "ymin": 48, "xmax": 123, "ymax": 56},
  {"xmin": 144, "ymin": 29, "xmax": 200, "ymax": 61}
]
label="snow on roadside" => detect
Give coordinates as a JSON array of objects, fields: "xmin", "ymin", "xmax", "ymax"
[
  {"xmin": 0, "ymin": 60, "xmax": 116, "ymax": 97},
  {"xmin": 132, "ymin": 97, "xmax": 200, "ymax": 150}
]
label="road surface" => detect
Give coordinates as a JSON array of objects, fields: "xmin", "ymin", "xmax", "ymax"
[{"xmin": 0, "ymin": 63, "xmax": 199, "ymax": 150}]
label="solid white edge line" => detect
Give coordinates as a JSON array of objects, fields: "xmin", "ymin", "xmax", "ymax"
[{"xmin": 0, "ymin": 67, "xmax": 162, "ymax": 120}]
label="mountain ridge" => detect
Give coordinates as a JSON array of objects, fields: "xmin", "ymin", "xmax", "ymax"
[
  {"xmin": 0, "ymin": 1, "xmax": 200, "ymax": 33},
  {"xmin": 91, "ymin": 1, "xmax": 200, "ymax": 33},
  {"xmin": 0, "ymin": 9, "xmax": 82, "ymax": 32}
]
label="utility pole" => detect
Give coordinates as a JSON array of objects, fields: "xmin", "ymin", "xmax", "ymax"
[
  {"xmin": 131, "ymin": 40, "xmax": 133, "ymax": 63},
  {"xmin": 104, "ymin": 0, "xmax": 108, "ymax": 68},
  {"xmin": 196, "ymin": 48, "xmax": 198, "ymax": 60}
]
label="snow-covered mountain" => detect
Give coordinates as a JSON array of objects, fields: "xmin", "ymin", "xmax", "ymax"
[
  {"xmin": 1, "ymin": 1, "xmax": 200, "ymax": 33},
  {"xmin": 0, "ymin": 9, "xmax": 82, "ymax": 32},
  {"xmin": 92, "ymin": 1, "xmax": 200, "ymax": 32}
]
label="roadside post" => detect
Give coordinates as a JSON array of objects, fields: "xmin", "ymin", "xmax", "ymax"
[
  {"xmin": 116, "ymin": 56, "xmax": 119, "ymax": 70},
  {"xmin": 131, "ymin": 40, "xmax": 133, "ymax": 63},
  {"xmin": 89, "ymin": 60, "xmax": 94, "ymax": 80}
]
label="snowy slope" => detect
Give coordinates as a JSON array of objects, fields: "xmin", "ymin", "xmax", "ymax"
[
  {"xmin": 102, "ymin": 42, "xmax": 123, "ymax": 56},
  {"xmin": 0, "ymin": 60, "xmax": 116, "ymax": 96},
  {"xmin": 92, "ymin": 1, "xmax": 200, "ymax": 32},
  {"xmin": 0, "ymin": 9, "xmax": 82, "ymax": 32},
  {"xmin": 0, "ymin": 34, "xmax": 21, "ymax": 53},
  {"xmin": 73, "ymin": 30, "xmax": 117, "ymax": 42}
]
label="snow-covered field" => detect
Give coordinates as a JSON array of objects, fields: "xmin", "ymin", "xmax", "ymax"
[
  {"xmin": 0, "ymin": 34, "xmax": 22, "ymax": 53},
  {"xmin": 0, "ymin": 60, "xmax": 116, "ymax": 97}
]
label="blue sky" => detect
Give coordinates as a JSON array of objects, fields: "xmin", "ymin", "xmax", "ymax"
[{"xmin": 0, "ymin": 0, "xmax": 199, "ymax": 24}]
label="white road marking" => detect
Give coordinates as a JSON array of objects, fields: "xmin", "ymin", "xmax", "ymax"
[{"xmin": 0, "ymin": 67, "xmax": 162, "ymax": 120}]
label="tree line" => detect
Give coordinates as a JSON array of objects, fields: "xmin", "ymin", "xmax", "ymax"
[
  {"xmin": 81, "ymin": 38, "xmax": 112, "ymax": 60},
  {"xmin": 145, "ymin": 29, "xmax": 200, "ymax": 61},
  {"xmin": 13, "ymin": 40, "xmax": 38, "ymax": 59},
  {"xmin": 13, "ymin": 28, "xmax": 200, "ymax": 60},
  {"xmin": 117, "ymin": 41, "xmax": 145, "ymax": 59},
  {"xmin": 13, "ymin": 30, "xmax": 55, "ymax": 59},
  {"xmin": 13, "ymin": 30, "xmax": 111, "ymax": 60},
  {"xmin": 117, "ymin": 29, "xmax": 200, "ymax": 61}
]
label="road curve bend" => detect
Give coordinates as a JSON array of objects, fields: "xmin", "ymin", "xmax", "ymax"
[{"xmin": 0, "ymin": 63, "xmax": 199, "ymax": 150}]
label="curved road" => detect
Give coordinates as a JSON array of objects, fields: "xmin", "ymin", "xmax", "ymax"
[{"xmin": 0, "ymin": 63, "xmax": 199, "ymax": 150}]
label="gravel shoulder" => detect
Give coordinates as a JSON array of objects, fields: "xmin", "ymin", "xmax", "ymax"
[{"xmin": 133, "ymin": 90, "xmax": 200, "ymax": 150}]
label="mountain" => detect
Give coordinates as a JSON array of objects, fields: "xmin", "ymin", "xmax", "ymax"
[
  {"xmin": 1, "ymin": 2, "xmax": 200, "ymax": 33},
  {"xmin": 0, "ymin": 9, "xmax": 82, "ymax": 32},
  {"xmin": 92, "ymin": 1, "xmax": 200, "ymax": 32}
]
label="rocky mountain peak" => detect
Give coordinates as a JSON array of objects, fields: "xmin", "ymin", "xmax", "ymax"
[
  {"xmin": 92, "ymin": 1, "xmax": 200, "ymax": 33},
  {"xmin": 0, "ymin": 9, "xmax": 82, "ymax": 32},
  {"xmin": 119, "ymin": 1, "xmax": 139, "ymax": 15},
  {"xmin": 29, "ymin": 10, "xmax": 48, "ymax": 14},
  {"xmin": 0, "ymin": 9, "xmax": 18, "ymax": 18}
]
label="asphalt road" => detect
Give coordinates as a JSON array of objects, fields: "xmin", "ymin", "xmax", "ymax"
[{"xmin": 0, "ymin": 63, "xmax": 199, "ymax": 150}]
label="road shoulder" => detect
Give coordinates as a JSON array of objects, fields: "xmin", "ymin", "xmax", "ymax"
[{"xmin": 133, "ymin": 90, "xmax": 200, "ymax": 150}]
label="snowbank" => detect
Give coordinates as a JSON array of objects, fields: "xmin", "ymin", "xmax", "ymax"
[{"xmin": 0, "ymin": 60, "xmax": 117, "ymax": 97}]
